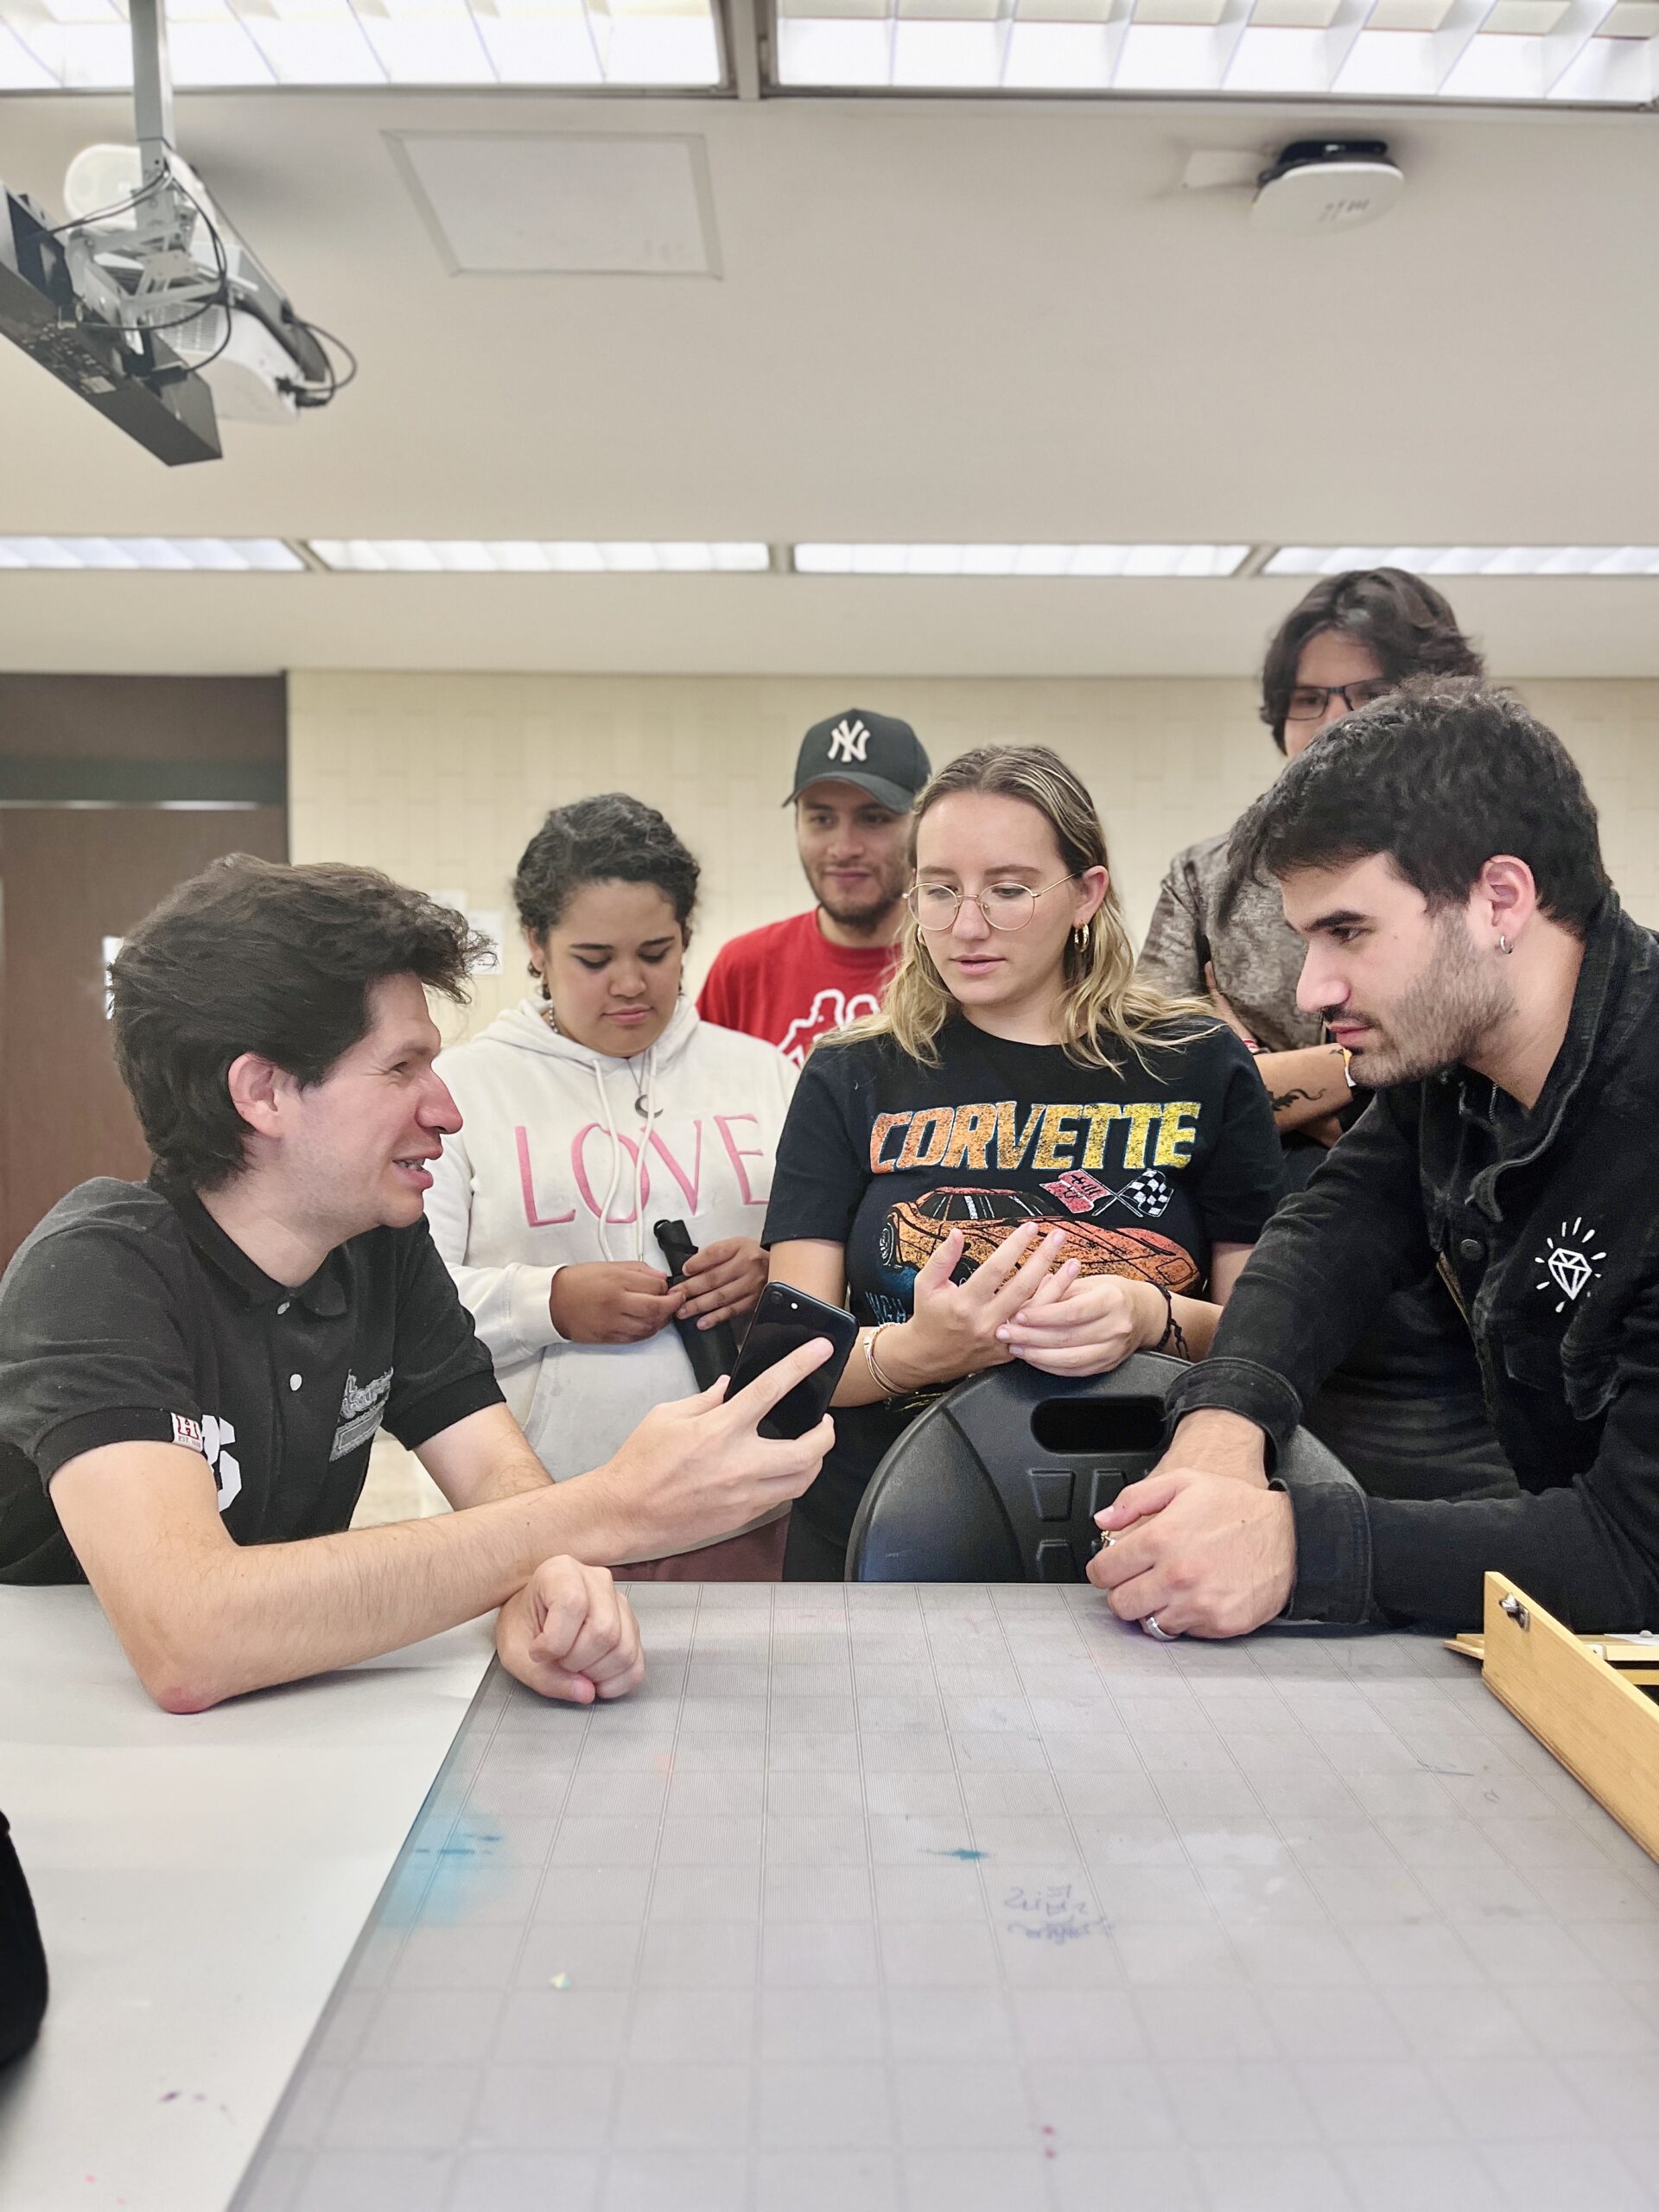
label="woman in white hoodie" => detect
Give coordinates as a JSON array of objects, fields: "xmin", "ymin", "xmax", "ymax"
[{"xmin": 428, "ymin": 794, "xmax": 799, "ymax": 1576}]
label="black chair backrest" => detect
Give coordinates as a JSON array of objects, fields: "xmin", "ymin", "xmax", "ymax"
[
  {"xmin": 845, "ymin": 1353, "xmax": 1346, "ymax": 1583},
  {"xmin": 0, "ymin": 1809, "xmax": 48, "ymax": 2066}
]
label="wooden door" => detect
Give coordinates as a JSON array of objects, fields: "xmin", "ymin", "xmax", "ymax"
[{"xmin": 0, "ymin": 807, "xmax": 288, "ymax": 1263}]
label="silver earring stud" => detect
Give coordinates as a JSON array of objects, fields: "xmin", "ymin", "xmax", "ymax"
[{"xmin": 1497, "ymin": 934, "xmax": 1513, "ymax": 956}]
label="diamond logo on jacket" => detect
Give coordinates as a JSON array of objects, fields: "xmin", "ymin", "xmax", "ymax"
[{"xmin": 1535, "ymin": 1217, "xmax": 1606, "ymax": 1315}]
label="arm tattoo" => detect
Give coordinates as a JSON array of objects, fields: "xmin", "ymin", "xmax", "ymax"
[{"xmin": 1268, "ymin": 1087, "xmax": 1318, "ymax": 1112}]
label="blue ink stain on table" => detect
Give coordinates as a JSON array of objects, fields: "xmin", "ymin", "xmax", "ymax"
[
  {"xmin": 383, "ymin": 1820, "xmax": 512, "ymax": 1926},
  {"xmin": 928, "ymin": 1847, "xmax": 988, "ymax": 1861}
]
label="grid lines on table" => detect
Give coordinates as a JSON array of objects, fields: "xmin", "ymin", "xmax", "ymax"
[{"xmin": 233, "ymin": 1584, "xmax": 1659, "ymax": 2212}]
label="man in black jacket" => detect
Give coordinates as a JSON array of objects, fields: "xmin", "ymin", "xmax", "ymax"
[{"xmin": 1090, "ymin": 679, "xmax": 1659, "ymax": 1637}]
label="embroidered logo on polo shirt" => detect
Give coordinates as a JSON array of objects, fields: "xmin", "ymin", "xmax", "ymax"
[{"xmin": 331, "ymin": 1367, "xmax": 393, "ymax": 1463}]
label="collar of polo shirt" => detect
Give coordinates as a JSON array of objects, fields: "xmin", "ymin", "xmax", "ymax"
[{"xmin": 152, "ymin": 1176, "xmax": 350, "ymax": 1319}]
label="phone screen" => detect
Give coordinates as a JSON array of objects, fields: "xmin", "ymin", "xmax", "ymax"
[{"xmin": 728, "ymin": 1284, "xmax": 860, "ymax": 1441}]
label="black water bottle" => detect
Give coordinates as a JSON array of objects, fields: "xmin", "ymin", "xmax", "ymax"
[{"xmin": 653, "ymin": 1218, "xmax": 741, "ymax": 1393}]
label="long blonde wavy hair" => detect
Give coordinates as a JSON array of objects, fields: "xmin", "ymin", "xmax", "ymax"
[{"xmin": 838, "ymin": 743, "xmax": 1214, "ymax": 1072}]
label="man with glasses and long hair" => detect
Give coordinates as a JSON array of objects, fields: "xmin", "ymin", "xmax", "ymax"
[
  {"xmin": 764, "ymin": 743, "xmax": 1284, "ymax": 1578},
  {"xmin": 1139, "ymin": 569, "xmax": 1514, "ymax": 1508}
]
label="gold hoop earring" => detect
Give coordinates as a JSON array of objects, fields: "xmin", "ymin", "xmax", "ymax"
[{"xmin": 1071, "ymin": 924, "xmax": 1090, "ymax": 950}]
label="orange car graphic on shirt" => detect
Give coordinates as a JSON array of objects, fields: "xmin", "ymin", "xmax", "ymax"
[{"xmin": 877, "ymin": 1185, "xmax": 1198, "ymax": 1291}]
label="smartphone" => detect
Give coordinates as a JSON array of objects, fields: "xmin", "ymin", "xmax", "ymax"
[{"xmin": 727, "ymin": 1282, "xmax": 861, "ymax": 1441}]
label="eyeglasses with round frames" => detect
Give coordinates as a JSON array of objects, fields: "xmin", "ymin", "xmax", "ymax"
[
  {"xmin": 1285, "ymin": 679, "xmax": 1395, "ymax": 721},
  {"xmin": 906, "ymin": 875, "xmax": 1078, "ymax": 933}
]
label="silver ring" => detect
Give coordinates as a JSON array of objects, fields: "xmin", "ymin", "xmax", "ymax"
[
  {"xmin": 1142, "ymin": 1612, "xmax": 1179, "ymax": 1643},
  {"xmin": 1097, "ymin": 1531, "xmax": 1116, "ymax": 1549}
]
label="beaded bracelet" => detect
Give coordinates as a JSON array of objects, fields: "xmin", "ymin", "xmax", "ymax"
[{"xmin": 1150, "ymin": 1283, "xmax": 1192, "ymax": 1362}]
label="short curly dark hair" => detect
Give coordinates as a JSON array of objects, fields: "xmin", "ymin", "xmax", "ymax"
[
  {"xmin": 1230, "ymin": 678, "xmax": 1608, "ymax": 936},
  {"xmin": 512, "ymin": 793, "xmax": 700, "ymax": 947},
  {"xmin": 1261, "ymin": 568, "xmax": 1485, "ymax": 752},
  {"xmin": 111, "ymin": 856, "xmax": 488, "ymax": 1189}
]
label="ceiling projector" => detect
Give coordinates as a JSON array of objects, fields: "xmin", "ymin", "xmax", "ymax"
[
  {"xmin": 0, "ymin": 0, "xmax": 349, "ymax": 465},
  {"xmin": 1251, "ymin": 140, "xmax": 1406, "ymax": 236}
]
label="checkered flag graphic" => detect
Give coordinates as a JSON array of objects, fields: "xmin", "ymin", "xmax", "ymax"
[{"xmin": 1111, "ymin": 1168, "xmax": 1173, "ymax": 1221}]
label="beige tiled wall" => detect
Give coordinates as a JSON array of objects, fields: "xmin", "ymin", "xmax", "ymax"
[{"xmin": 290, "ymin": 671, "xmax": 1659, "ymax": 1046}]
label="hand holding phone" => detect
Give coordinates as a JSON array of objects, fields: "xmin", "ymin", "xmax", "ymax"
[
  {"xmin": 727, "ymin": 1281, "xmax": 861, "ymax": 1440},
  {"xmin": 597, "ymin": 1329, "xmax": 840, "ymax": 1559}
]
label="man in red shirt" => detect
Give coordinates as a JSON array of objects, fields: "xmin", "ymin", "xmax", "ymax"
[{"xmin": 699, "ymin": 709, "xmax": 932, "ymax": 1064}]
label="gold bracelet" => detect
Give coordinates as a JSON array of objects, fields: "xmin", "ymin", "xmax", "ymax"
[{"xmin": 863, "ymin": 1323, "xmax": 902, "ymax": 1396}]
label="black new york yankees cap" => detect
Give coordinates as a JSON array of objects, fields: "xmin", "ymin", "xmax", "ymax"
[{"xmin": 785, "ymin": 709, "xmax": 932, "ymax": 816}]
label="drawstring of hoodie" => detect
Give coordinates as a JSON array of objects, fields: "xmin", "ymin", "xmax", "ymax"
[
  {"xmin": 589, "ymin": 1044, "xmax": 658, "ymax": 1263},
  {"xmin": 633, "ymin": 1046, "xmax": 657, "ymax": 1256}
]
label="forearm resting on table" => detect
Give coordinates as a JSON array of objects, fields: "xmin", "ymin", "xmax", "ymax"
[
  {"xmin": 1250, "ymin": 1044, "xmax": 1349, "ymax": 1133},
  {"xmin": 50, "ymin": 1440, "xmax": 623, "ymax": 1713}
]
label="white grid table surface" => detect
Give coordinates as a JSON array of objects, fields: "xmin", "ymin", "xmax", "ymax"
[{"xmin": 234, "ymin": 1583, "xmax": 1659, "ymax": 2212}]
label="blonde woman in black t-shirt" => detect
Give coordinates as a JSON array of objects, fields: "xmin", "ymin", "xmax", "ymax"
[{"xmin": 766, "ymin": 743, "xmax": 1285, "ymax": 1577}]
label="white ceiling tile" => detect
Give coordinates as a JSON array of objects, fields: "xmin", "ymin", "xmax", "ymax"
[{"xmin": 388, "ymin": 129, "xmax": 719, "ymax": 274}]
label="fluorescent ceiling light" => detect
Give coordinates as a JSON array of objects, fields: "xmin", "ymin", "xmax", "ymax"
[
  {"xmin": 1264, "ymin": 545, "xmax": 1659, "ymax": 577},
  {"xmin": 305, "ymin": 539, "xmax": 771, "ymax": 572},
  {"xmin": 0, "ymin": 0, "xmax": 721, "ymax": 85},
  {"xmin": 793, "ymin": 543, "xmax": 1251, "ymax": 577},
  {"xmin": 15, "ymin": 538, "xmax": 1654, "ymax": 584},
  {"xmin": 773, "ymin": 0, "xmax": 1655, "ymax": 99},
  {"xmin": 0, "ymin": 536, "xmax": 303, "ymax": 570}
]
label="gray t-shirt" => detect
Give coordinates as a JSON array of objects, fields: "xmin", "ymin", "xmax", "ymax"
[{"xmin": 1137, "ymin": 830, "xmax": 1324, "ymax": 1054}]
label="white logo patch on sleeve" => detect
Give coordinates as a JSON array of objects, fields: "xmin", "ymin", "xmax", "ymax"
[
  {"xmin": 331, "ymin": 1368, "xmax": 393, "ymax": 1462},
  {"xmin": 173, "ymin": 1412, "xmax": 241, "ymax": 1511},
  {"xmin": 201, "ymin": 1414, "xmax": 242, "ymax": 1512}
]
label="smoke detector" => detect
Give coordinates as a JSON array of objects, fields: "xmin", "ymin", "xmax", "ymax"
[{"xmin": 1250, "ymin": 139, "xmax": 1405, "ymax": 235}]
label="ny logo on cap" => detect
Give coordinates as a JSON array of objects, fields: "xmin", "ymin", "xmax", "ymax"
[{"xmin": 827, "ymin": 716, "xmax": 870, "ymax": 765}]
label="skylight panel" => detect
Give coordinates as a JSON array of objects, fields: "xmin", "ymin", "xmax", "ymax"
[
  {"xmin": 792, "ymin": 543, "xmax": 1252, "ymax": 577},
  {"xmin": 771, "ymin": 0, "xmax": 1654, "ymax": 94},
  {"xmin": 305, "ymin": 539, "xmax": 771, "ymax": 571},
  {"xmin": 0, "ymin": 537, "xmax": 305, "ymax": 569},
  {"xmin": 1263, "ymin": 545, "xmax": 1659, "ymax": 576},
  {"xmin": 0, "ymin": 0, "xmax": 722, "ymax": 83}
]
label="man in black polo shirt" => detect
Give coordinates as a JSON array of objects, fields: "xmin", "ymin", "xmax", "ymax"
[
  {"xmin": 0, "ymin": 858, "xmax": 830, "ymax": 1710},
  {"xmin": 1088, "ymin": 681, "xmax": 1659, "ymax": 1637}
]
